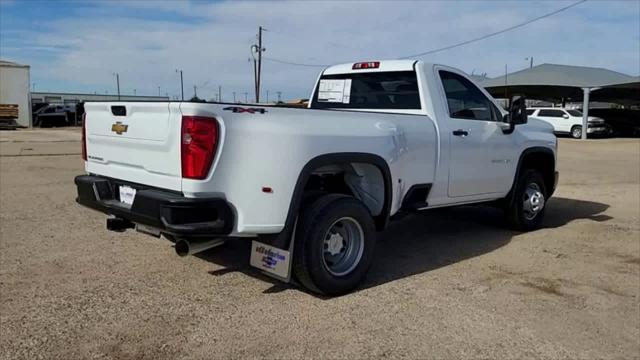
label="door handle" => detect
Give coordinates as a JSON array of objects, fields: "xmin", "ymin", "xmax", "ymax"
[{"xmin": 452, "ymin": 129, "xmax": 469, "ymax": 137}]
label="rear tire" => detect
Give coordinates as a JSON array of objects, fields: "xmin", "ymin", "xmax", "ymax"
[
  {"xmin": 292, "ymin": 194, "xmax": 376, "ymax": 296},
  {"xmin": 571, "ymin": 125, "xmax": 582, "ymax": 139},
  {"xmin": 505, "ymin": 169, "xmax": 547, "ymax": 231}
]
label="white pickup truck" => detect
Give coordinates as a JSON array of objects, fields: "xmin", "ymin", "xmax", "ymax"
[{"xmin": 75, "ymin": 60, "xmax": 558, "ymax": 295}]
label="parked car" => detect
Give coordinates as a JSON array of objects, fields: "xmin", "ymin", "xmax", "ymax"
[
  {"xmin": 74, "ymin": 60, "xmax": 558, "ymax": 295},
  {"xmin": 34, "ymin": 104, "xmax": 76, "ymax": 127},
  {"xmin": 586, "ymin": 108, "xmax": 640, "ymax": 137},
  {"xmin": 526, "ymin": 107, "xmax": 612, "ymax": 139}
]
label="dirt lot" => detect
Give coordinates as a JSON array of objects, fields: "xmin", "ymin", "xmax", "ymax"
[{"xmin": 1, "ymin": 128, "xmax": 639, "ymax": 359}]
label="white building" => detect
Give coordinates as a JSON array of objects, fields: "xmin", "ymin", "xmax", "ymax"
[{"xmin": 0, "ymin": 60, "xmax": 31, "ymax": 127}]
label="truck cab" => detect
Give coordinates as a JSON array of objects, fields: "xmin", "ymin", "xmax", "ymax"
[{"xmin": 309, "ymin": 61, "xmax": 557, "ymax": 205}]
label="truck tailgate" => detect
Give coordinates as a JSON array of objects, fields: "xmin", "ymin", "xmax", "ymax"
[{"xmin": 84, "ymin": 102, "xmax": 182, "ymax": 191}]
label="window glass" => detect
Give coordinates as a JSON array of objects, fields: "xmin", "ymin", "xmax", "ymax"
[
  {"xmin": 311, "ymin": 71, "xmax": 420, "ymax": 110},
  {"xmin": 439, "ymin": 71, "xmax": 496, "ymax": 121},
  {"xmin": 526, "ymin": 109, "xmax": 535, "ymax": 115},
  {"xmin": 567, "ymin": 110, "xmax": 582, "ymax": 117},
  {"xmin": 538, "ymin": 109, "xmax": 565, "ymax": 117}
]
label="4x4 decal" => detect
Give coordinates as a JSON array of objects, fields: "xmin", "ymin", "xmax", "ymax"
[{"xmin": 222, "ymin": 107, "xmax": 267, "ymax": 114}]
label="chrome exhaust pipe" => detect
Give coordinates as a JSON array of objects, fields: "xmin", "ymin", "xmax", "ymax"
[{"xmin": 175, "ymin": 238, "xmax": 225, "ymax": 257}]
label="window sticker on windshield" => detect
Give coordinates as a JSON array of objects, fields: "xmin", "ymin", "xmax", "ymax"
[{"xmin": 318, "ymin": 79, "xmax": 352, "ymax": 103}]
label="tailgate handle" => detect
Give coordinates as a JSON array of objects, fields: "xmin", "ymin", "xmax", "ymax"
[{"xmin": 111, "ymin": 106, "xmax": 126, "ymax": 116}]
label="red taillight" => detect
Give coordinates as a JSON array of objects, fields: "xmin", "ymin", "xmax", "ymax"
[
  {"xmin": 352, "ymin": 61, "xmax": 380, "ymax": 70},
  {"xmin": 81, "ymin": 112, "xmax": 87, "ymax": 161},
  {"xmin": 181, "ymin": 116, "xmax": 218, "ymax": 180}
]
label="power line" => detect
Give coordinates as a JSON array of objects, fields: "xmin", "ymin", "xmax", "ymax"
[
  {"xmin": 400, "ymin": 0, "xmax": 586, "ymax": 59},
  {"xmin": 263, "ymin": 0, "xmax": 587, "ymax": 67},
  {"xmin": 263, "ymin": 57, "xmax": 328, "ymax": 68}
]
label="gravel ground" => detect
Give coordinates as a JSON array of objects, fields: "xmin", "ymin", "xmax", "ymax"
[{"xmin": 1, "ymin": 128, "xmax": 639, "ymax": 359}]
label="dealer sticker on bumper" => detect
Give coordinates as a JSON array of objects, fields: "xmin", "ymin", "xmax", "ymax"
[
  {"xmin": 119, "ymin": 185, "xmax": 136, "ymax": 206},
  {"xmin": 250, "ymin": 241, "xmax": 291, "ymax": 280}
]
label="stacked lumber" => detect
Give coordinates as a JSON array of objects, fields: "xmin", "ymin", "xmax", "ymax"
[{"xmin": 0, "ymin": 104, "xmax": 19, "ymax": 119}]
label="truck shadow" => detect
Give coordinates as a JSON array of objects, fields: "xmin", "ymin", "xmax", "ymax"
[
  {"xmin": 198, "ymin": 197, "xmax": 610, "ymax": 296},
  {"xmin": 362, "ymin": 196, "xmax": 610, "ymax": 291}
]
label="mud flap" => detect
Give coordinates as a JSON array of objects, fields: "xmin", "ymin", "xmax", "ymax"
[
  {"xmin": 249, "ymin": 219, "xmax": 297, "ymax": 283},
  {"xmin": 250, "ymin": 240, "xmax": 293, "ymax": 282}
]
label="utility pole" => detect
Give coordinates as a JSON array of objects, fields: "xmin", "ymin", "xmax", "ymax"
[
  {"xmin": 526, "ymin": 56, "xmax": 533, "ymax": 68},
  {"xmin": 158, "ymin": 86, "xmax": 161, "ymax": 96},
  {"xmin": 250, "ymin": 56, "xmax": 257, "ymax": 102},
  {"xmin": 176, "ymin": 69, "xmax": 184, "ymax": 100},
  {"xmin": 251, "ymin": 26, "xmax": 266, "ymax": 103},
  {"xmin": 113, "ymin": 73, "xmax": 121, "ymax": 100},
  {"xmin": 276, "ymin": 91, "xmax": 282, "ymax": 103},
  {"xmin": 258, "ymin": 26, "xmax": 264, "ymax": 103},
  {"xmin": 218, "ymin": 85, "xmax": 222, "ymax": 102},
  {"xmin": 266, "ymin": 90, "xmax": 269, "ymax": 103},
  {"xmin": 244, "ymin": 92, "xmax": 248, "ymax": 103},
  {"xmin": 133, "ymin": 89, "xmax": 136, "ymax": 96},
  {"xmin": 193, "ymin": 85, "xmax": 198, "ymax": 98},
  {"xmin": 233, "ymin": 92, "xmax": 236, "ymax": 103},
  {"xmin": 32, "ymin": 83, "xmax": 36, "ymax": 91}
]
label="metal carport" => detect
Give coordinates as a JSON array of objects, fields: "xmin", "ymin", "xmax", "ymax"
[{"xmin": 480, "ymin": 64, "xmax": 639, "ymax": 139}]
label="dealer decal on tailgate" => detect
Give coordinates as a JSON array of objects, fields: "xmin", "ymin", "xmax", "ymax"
[{"xmin": 250, "ymin": 241, "xmax": 291, "ymax": 280}]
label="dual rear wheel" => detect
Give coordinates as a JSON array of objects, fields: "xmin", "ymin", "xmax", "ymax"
[{"xmin": 292, "ymin": 194, "xmax": 376, "ymax": 296}]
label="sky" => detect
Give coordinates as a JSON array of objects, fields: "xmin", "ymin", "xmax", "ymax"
[{"xmin": 1, "ymin": 0, "xmax": 638, "ymax": 101}]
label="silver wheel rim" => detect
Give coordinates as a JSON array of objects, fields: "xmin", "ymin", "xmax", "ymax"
[
  {"xmin": 573, "ymin": 127, "xmax": 581, "ymax": 138},
  {"xmin": 322, "ymin": 217, "xmax": 364, "ymax": 276},
  {"xmin": 523, "ymin": 182, "xmax": 545, "ymax": 220}
]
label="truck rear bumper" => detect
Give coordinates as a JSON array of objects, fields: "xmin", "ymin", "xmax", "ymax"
[{"xmin": 74, "ymin": 175, "xmax": 234, "ymax": 238}]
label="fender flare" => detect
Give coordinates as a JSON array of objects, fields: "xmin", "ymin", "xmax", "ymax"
[
  {"xmin": 267, "ymin": 153, "xmax": 393, "ymax": 249},
  {"xmin": 506, "ymin": 146, "xmax": 556, "ymax": 206}
]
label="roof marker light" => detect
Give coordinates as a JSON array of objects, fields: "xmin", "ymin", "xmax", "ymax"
[{"xmin": 352, "ymin": 61, "xmax": 380, "ymax": 70}]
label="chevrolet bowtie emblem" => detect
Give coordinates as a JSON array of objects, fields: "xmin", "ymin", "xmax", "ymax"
[{"xmin": 111, "ymin": 122, "xmax": 128, "ymax": 135}]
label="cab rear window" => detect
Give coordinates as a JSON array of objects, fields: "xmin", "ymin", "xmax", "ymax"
[{"xmin": 311, "ymin": 71, "xmax": 421, "ymax": 110}]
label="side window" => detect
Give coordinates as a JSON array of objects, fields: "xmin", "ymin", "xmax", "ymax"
[
  {"xmin": 439, "ymin": 70, "xmax": 497, "ymax": 121},
  {"xmin": 538, "ymin": 109, "xmax": 565, "ymax": 117},
  {"xmin": 526, "ymin": 109, "xmax": 535, "ymax": 115}
]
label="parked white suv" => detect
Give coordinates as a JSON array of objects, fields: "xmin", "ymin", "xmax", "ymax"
[
  {"xmin": 75, "ymin": 60, "xmax": 558, "ymax": 295},
  {"xmin": 527, "ymin": 107, "xmax": 611, "ymax": 139}
]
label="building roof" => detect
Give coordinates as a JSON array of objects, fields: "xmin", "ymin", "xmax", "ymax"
[
  {"xmin": 480, "ymin": 63, "xmax": 636, "ymax": 88},
  {"xmin": 31, "ymin": 91, "xmax": 168, "ymax": 98},
  {"xmin": 480, "ymin": 63, "xmax": 639, "ymax": 105},
  {"xmin": 0, "ymin": 59, "xmax": 30, "ymax": 68}
]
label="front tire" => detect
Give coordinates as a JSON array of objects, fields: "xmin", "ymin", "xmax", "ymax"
[
  {"xmin": 505, "ymin": 169, "xmax": 547, "ymax": 231},
  {"xmin": 293, "ymin": 194, "xmax": 376, "ymax": 296},
  {"xmin": 571, "ymin": 125, "xmax": 582, "ymax": 139}
]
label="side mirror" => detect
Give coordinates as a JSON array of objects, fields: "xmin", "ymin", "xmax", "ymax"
[
  {"xmin": 508, "ymin": 95, "xmax": 528, "ymax": 125},
  {"xmin": 562, "ymin": 114, "xmax": 569, "ymax": 119}
]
